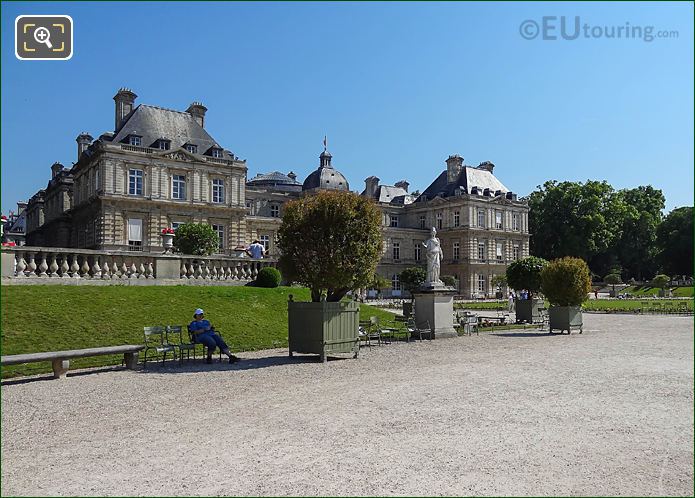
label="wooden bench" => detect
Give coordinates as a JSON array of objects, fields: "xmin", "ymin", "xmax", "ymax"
[{"xmin": 1, "ymin": 345, "xmax": 144, "ymax": 379}]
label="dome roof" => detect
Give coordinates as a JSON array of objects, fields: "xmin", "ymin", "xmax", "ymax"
[
  {"xmin": 247, "ymin": 171, "xmax": 300, "ymax": 186},
  {"xmin": 302, "ymin": 150, "xmax": 349, "ymax": 191}
]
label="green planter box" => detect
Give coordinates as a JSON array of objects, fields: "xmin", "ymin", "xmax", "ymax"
[
  {"xmin": 515, "ymin": 298, "xmax": 544, "ymax": 324},
  {"xmin": 548, "ymin": 306, "xmax": 583, "ymax": 334},
  {"xmin": 288, "ymin": 300, "xmax": 359, "ymax": 362}
]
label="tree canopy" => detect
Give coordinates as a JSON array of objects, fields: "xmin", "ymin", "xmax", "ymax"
[
  {"xmin": 656, "ymin": 207, "xmax": 693, "ymax": 277},
  {"xmin": 400, "ymin": 267, "xmax": 426, "ymax": 295},
  {"xmin": 528, "ymin": 180, "xmax": 671, "ymax": 280},
  {"xmin": 277, "ymin": 190, "xmax": 383, "ymax": 302},
  {"xmin": 506, "ymin": 256, "xmax": 548, "ymax": 298}
]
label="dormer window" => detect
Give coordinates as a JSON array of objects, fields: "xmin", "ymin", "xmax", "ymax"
[
  {"xmin": 211, "ymin": 148, "xmax": 223, "ymax": 158},
  {"xmin": 128, "ymin": 135, "xmax": 142, "ymax": 146},
  {"xmin": 154, "ymin": 138, "xmax": 171, "ymax": 150},
  {"xmin": 184, "ymin": 143, "xmax": 198, "ymax": 154}
]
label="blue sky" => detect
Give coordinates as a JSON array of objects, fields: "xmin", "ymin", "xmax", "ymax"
[{"xmin": 1, "ymin": 1, "xmax": 693, "ymax": 215}]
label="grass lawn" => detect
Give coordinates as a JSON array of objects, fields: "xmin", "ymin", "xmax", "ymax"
[
  {"xmin": 454, "ymin": 300, "xmax": 508, "ymax": 311},
  {"xmin": 619, "ymin": 285, "xmax": 694, "ymax": 298},
  {"xmin": 581, "ymin": 298, "xmax": 693, "ymax": 312},
  {"xmin": 0, "ymin": 285, "xmax": 395, "ymax": 378}
]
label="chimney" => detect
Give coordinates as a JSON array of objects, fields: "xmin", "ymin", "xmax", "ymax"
[
  {"xmin": 287, "ymin": 171, "xmax": 297, "ymax": 182},
  {"xmin": 113, "ymin": 88, "xmax": 137, "ymax": 131},
  {"xmin": 186, "ymin": 101, "xmax": 208, "ymax": 128},
  {"xmin": 76, "ymin": 132, "xmax": 93, "ymax": 161},
  {"xmin": 364, "ymin": 176, "xmax": 380, "ymax": 198},
  {"xmin": 51, "ymin": 162, "xmax": 64, "ymax": 178},
  {"xmin": 394, "ymin": 180, "xmax": 409, "ymax": 192},
  {"xmin": 446, "ymin": 154, "xmax": 464, "ymax": 183},
  {"xmin": 477, "ymin": 161, "xmax": 495, "ymax": 173}
]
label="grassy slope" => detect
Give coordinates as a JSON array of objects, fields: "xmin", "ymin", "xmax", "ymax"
[
  {"xmin": 1, "ymin": 285, "xmax": 394, "ymax": 378},
  {"xmin": 456, "ymin": 298, "xmax": 693, "ymax": 312},
  {"xmin": 620, "ymin": 285, "xmax": 693, "ymax": 297}
]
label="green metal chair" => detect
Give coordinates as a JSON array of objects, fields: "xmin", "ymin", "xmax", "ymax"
[
  {"xmin": 186, "ymin": 324, "xmax": 225, "ymax": 362},
  {"xmin": 358, "ymin": 320, "xmax": 372, "ymax": 348},
  {"xmin": 369, "ymin": 316, "xmax": 387, "ymax": 345},
  {"xmin": 143, "ymin": 326, "xmax": 176, "ymax": 367},
  {"xmin": 166, "ymin": 325, "xmax": 197, "ymax": 363}
]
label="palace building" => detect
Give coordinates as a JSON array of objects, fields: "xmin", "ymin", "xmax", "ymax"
[{"xmin": 23, "ymin": 88, "xmax": 529, "ymax": 298}]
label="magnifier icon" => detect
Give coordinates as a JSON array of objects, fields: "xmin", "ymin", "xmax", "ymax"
[{"xmin": 33, "ymin": 27, "xmax": 53, "ymax": 49}]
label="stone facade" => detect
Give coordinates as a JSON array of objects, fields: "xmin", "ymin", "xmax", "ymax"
[{"xmin": 22, "ymin": 88, "xmax": 529, "ymax": 298}]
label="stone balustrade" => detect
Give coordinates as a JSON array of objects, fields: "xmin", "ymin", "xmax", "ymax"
[{"xmin": 0, "ymin": 246, "xmax": 277, "ymax": 285}]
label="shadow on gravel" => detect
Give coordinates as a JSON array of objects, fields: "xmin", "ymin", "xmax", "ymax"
[
  {"xmin": 1, "ymin": 365, "xmax": 127, "ymax": 386},
  {"xmin": 134, "ymin": 353, "xmax": 351, "ymax": 375},
  {"xmin": 491, "ymin": 331, "xmax": 563, "ymax": 338}
]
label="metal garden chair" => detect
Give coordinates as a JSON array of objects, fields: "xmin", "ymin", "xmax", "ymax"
[
  {"xmin": 143, "ymin": 326, "xmax": 177, "ymax": 367},
  {"xmin": 166, "ymin": 325, "xmax": 197, "ymax": 363},
  {"xmin": 186, "ymin": 324, "xmax": 225, "ymax": 362}
]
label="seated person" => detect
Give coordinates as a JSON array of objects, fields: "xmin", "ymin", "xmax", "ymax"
[{"xmin": 189, "ymin": 308, "xmax": 239, "ymax": 364}]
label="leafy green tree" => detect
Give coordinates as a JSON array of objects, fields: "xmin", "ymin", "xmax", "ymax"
[
  {"xmin": 400, "ymin": 267, "xmax": 426, "ymax": 298},
  {"xmin": 656, "ymin": 207, "xmax": 693, "ymax": 277},
  {"xmin": 371, "ymin": 274, "xmax": 391, "ymax": 295},
  {"xmin": 173, "ymin": 223, "xmax": 220, "ymax": 256},
  {"xmin": 613, "ymin": 186, "xmax": 664, "ymax": 280},
  {"xmin": 491, "ymin": 274, "xmax": 508, "ymax": 290},
  {"xmin": 277, "ymin": 191, "xmax": 383, "ymax": 302},
  {"xmin": 604, "ymin": 273, "xmax": 622, "ymax": 295},
  {"xmin": 650, "ymin": 274, "xmax": 670, "ymax": 290},
  {"xmin": 506, "ymin": 256, "xmax": 548, "ymax": 298},
  {"xmin": 528, "ymin": 180, "xmax": 624, "ymax": 268}
]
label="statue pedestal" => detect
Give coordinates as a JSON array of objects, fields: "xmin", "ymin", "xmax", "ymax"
[{"xmin": 413, "ymin": 284, "xmax": 457, "ymax": 339}]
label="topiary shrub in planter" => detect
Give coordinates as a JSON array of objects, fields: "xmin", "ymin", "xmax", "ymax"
[
  {"xmin": 541, "ymin": 257, "xmax": 592, "ymax": 334},
  {"xmin": 506, "ymin": 256, "xmax": 548, "ymax": 324},
  {"xmin": 255, "ymin": 267, "xmax": 281, "ymax": 288},
  {"xmin": 277, "ymin": 190, "xmax": 383, "ymax": 362},
  {"xmin": 651, "ymin": 274, "xmax": 671, "ymax": 297},
  {"xmin": 173, "ymin": 223, "xmax": 220, "ymax": 256}
]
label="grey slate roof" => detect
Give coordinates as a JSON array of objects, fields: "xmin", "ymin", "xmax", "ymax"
[
  {"xmin": 111, "ymin": 104, "xmax": 234, "ymax": 158},
  {"xmin": 362, "ymin": 185, "xmax": 415, "ymax": 205},
  {"xmin": 302, "ymin": 167, "xmax": 350, "ymax": 191},
  {"xmin": 247, "ymin": 171, "xmax": 301, "ymax": 186},
  {"xmin": 417, "ymin": 166, "xmax": 509, "ymax": 201}
]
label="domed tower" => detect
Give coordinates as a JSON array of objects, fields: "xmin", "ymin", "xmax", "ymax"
[{"xmin": 302, "ymin": 141, "xmax": 349, "ymax": 192}]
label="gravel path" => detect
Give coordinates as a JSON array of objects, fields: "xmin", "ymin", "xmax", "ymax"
[{"xmin": 2, "ymin": 314, "xmax": 692, "ymax": 496}]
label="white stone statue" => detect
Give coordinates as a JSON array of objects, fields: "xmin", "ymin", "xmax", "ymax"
[{"xmin": 423, "ymin": 227, "xmax": 443, "ymax": 285}]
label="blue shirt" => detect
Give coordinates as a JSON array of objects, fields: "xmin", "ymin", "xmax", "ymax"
[{"xmin": 189, "ymin": 319, "xmax": 212, "ymax": 333}]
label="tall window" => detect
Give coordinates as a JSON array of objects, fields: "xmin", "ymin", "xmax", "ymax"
[
  {"xmin": 478, "ymin": 241, "xmax": 486, "ymax": 260},
  {"xmin": 495, "ymin": 211, "xmax": 503, "ymax": 229},
  {"xmin": 392, "ymin": 242, "xmax": 400, "ymax": 261},
  {"xmin": 260, "ymin": 235, "xmax": 270, "ymax": 252},
  {"xmin": 128, "ymin": 169, "xmax": 143, "ymax": 195},
  {"xmin": 477, "ymin": 274, "xmax": 486, "ymax": 292},
  {"xmin": 172, "ymin": 174, "xmax": 186, "ymax": 200},
  {"xmin": 453, "ymin": 242, "xmax": 460, "ymax": 261},
  {"xmin": 390, "ymin": 214, "xmax": 399, "ymax": 228},
  {"xmin": 513, "ymin": 244, "xmax": 520, "ymax": 260},
  {"xmin": 212, "ymin": 179, "xmax": 225, "ymax": 204},
  {"xmin": 212, "ymin": 224, "xmax": 225, "ymax": 251},
  {"xmin": 512, "ymin": 213, "xmax": 520, "ymax": 231},
  {"xmin": 128, "ymin": 218, "xmax": 143, "ymax": 251},
  {"xmin": 477, "ymin": 209, "xmax": 485, "ymax": 228},
  {"xmin": 270, "ymin": 205, "xmax": 280, "ymax": 218},
  {"xmin": 414, "ymin": 243, "xmax": 421, "ymax": 261},
  {"xmin": 453, "ymin": 211, "xmax": 460, "ymax": 227},
  {"xmin": 419, "ymin": 215, "xmax": 426, "ymax": 229},
  {"xmin": 496, "ymin": 241, "xmax": 503, "ymax": 261},
  {"xmin": 246, "ymin": 200, "xmax": 254, "ymax": 215},
  {"xmin": 94, "ymin": 168, "xmax": 100, "ymax": 192},
  {"xmin": 391, "ymin": 274, "xmax": 401, "ymax": 291},
  {"xmin": 436, "ymin": 212, "xmax": 443, "ymax": 229}
]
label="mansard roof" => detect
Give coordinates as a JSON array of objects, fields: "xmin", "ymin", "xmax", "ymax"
[
  {"xmin": 111, "ymin": 104, "xmax": 235, "ymax": 159},
  {"xmin": 247, "ymin": 171, "xmax": 301, "ymax": 186},
  {"xmin": 362, "ymin": 185, "xmax": 415, "ymax": 205},
  {"xmin": 417, "ymin": 166, "xmax": 509, "ymax": 201}
]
